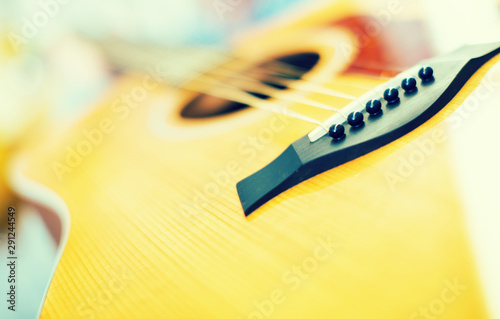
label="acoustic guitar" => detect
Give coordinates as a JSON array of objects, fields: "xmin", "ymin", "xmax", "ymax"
[{"xmin": 5, "ymin": 0, "xmax": 500, "ymax": 318}]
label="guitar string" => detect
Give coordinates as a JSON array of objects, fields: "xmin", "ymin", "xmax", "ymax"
[
  {"xmin": 188, "ymin": 55, "xmax": 404, "ymax": 130},
  {"xmin": 188, "ymin": 51, "xmax": 380, "ymax": 91},
  {"xmin": 97, "ymin": 38, "xmax": 391, "ymax": 92},
  {"xmin": 232, "ymin": 62, "xmax": 387, "ymax": 114},
  {"xmin": 176, "ymin": 59, "xmax": 390, "ymax": 126},
  {"xmin": 256, "ymin": 59, "xmax": 412, "ymax": 106},
  {"xmin": 223, "ymin": 59, "xmax": 377, "ymax": 91},
  {"xmin": 196, "ymin": 57, "xmax": 390, "ymax": 120},
  {"xmin": 210, "ymin": 66, "xmax": 358, "ymax": 101},
  {"xmin": 195, "ymin": 76, "xmax": 348, "ymax": 120},
  {"xmin": 267, "ymin": 58, "xmax": 397, "ymax": 82},
  {"xmin": 104, "ymin": 55, "xmax": 344, "ymax": 127},
  {"xmin": 100, "ymin": 42, "xmax": 386, "ymax": 128},
  {"xmin": 215, "ymin": 58, "xmax": 397, "ymax": 113},
  {"xmin": 95, "ymin": 39, "xmax": 393, "ymax": 128},
  {"xmin": 182, "ymin": 76, "xmax": 331, "ymax": 131},
  {"xmin": 243, "ymin": 58, "xmax": 394, "ymax": 89},
  {"xmin": 183, "ymin": 58, "xmax": 372, "ymax": 122},
  {"xmin": 200, "ymin": 69, "xmax": 352, "ymax": 115},
  {"xmin": 96, "ymin": 39, "xmax": 386, "ymax": 121}
]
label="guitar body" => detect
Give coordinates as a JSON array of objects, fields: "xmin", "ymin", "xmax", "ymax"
[{"xmin": 10, "ymin": 1, "xmax": 500, "ymax": 318}]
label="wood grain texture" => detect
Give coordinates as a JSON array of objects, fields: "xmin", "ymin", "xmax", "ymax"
[
  {"xmin": 13, "ymin": 58, "xmax": 498, "ymax": 319},
  {"xmin": 10, "ymin": 1, "xmax": 500, "ymax": 318}
]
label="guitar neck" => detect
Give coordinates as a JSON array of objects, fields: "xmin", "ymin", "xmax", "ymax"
[{"xmin": 94, "ymin": 38, "xmax": 234, "ymax": 87}]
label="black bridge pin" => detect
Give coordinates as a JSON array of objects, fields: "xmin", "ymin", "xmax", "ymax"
[
  {"xmin": 329, "ymin": 124, "xmax": 346, "ymax": 141},
  {"xmin": 365, "ymin": 99, "xmax": 382, "ymax": 116},
  {"xmin": 384, "ymin": 88, "xmax": 400, "ymax": 104},
  {"xmin": 401, "ymin": 77, "xmax": 418, "ymax": 94},
  {"xmin": 347, "ymin": 111, "xmax": 364, "ymax": 128},
  {"xmin": 418, "ymin": 66, "xmax": 434, "ymax": 82}
]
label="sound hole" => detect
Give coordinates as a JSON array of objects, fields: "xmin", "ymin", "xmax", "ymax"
[{"xmin": 180, "ymin": 52, "xmax": 320, "ymax": 119}]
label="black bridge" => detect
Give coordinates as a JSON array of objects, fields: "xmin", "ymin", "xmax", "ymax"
[{"xmin": 237, "ymin": 42, "xmax": 500, "ymax": 216}]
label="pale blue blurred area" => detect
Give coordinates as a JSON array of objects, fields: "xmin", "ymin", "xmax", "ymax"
[
  {"xmin": 251, "ymin": 0, "xmax": 309, "ymax": 20},
  {"xmin": 0, "ymin": 206, "xmax": 58, "ymax": 319},
  {"xmin": 190, "ymin": 0, "xmax": 315, "ymax": 44},
  {"xmin": 0, "ymin": 0, "xmax": 313, "ymax": 48}
]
